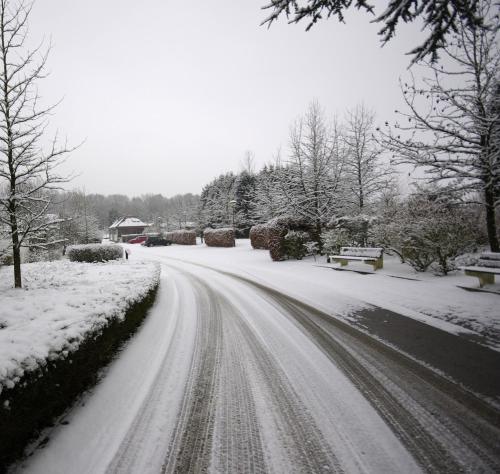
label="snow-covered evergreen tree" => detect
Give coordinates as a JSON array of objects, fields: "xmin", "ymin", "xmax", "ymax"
[
  {"xmin": 199, "ymin": 173, "xmax": 238, "ymax": 228},
  {"xmin": 261, "ymin": 0, "xmax": 486, "ymax": 63},
  {"xmin": 234, "ymin": 171, "xmax": 258, "ymax": 233},
  {"xmin": 253, "ymin": 164, "xmax": 288, "ymax": 222}
]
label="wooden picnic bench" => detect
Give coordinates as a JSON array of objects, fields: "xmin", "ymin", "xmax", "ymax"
[
  {"xmin": 463, "ymin": 252, "xmax": 500, "ymax": 287},
  {"xmin": 328, "ymin": 247, "xmax": 384, "ymax": 271}
]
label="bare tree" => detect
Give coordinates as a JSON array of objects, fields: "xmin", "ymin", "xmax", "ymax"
[
  {"xmin": 344, "ymin": 104, "xmax": 393, "ymax": 213},
  {"xmin": 380, "ymin": 0, "xmax": 500, "ymax": 250},
  {"xmin": 241, "ymin": 150, "xmax": 256, "ymax": 175},
  {"xmin": 59, "ymin": 190, "xmax": 100, "ymax": 245},
  {"xmin": 0, "ymin": 0, "xmax": 71, "ymax": 287},
  {"xmin": 279, "ymin": 101, "xmax": 346, "ymax": 241}
]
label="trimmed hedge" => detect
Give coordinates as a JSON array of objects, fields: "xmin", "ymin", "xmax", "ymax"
[
  {"xmin": 283, "ymin": 231, "xmax": 310, "ymax": 260},
  {"xmin": 0, "ymin": 284, "xmax": 158, "ymax": 471},
  {"xmin": 165, "ymin": 230, "xmax": 197, "ymax": 245},
  {"xmin": 249, "ymin": 224, "xmax": 270, "ymax": 250},
  {"xmin": 266, "ymin": 216, "xmax": 312, "ymax": 261},
  {"xmin": 204, "ymin": 228, "xmax": 235, "ymax": 247},
  {"xmin": 68, "ymin": 244, "xmax": 123, "ymax": 262}
]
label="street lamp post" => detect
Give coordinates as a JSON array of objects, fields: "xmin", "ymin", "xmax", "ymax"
[{"xmin": 229, "ymin": 200, "xmax": 237, "ymax": 247}]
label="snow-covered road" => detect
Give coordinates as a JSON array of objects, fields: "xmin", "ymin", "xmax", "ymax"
[{"xmin": 15, "ymin": 251, "xmax": 500, "ymax": 473}]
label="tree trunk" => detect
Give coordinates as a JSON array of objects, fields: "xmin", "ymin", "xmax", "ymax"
[
  {"xmin": 315, "ymin": 220, "xmax": 322, "ymax": 253},
  {"xmin": 9, "ymin": 203, "xmax": 22, "ymax": 288},
  {"xmin": 484, "ymin": 186, "xmax": 499, "ymax": 252},
  {"xmin": 12, "ymin": 244, "xmax": 21, "ymax": 288}
]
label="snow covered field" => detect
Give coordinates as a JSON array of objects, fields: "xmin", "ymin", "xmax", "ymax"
[
  {"xmin": 130, "ymin": 239, "xmax": 500, "ymax": 350},
  {"xmin": 0, "ymin": 259, "xmax": 160, "ymax": 393}
]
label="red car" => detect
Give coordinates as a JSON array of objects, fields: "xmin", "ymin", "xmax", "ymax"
[{"xmin": 128, "ymin": 235, "xmax": 147, "ymax": 244}]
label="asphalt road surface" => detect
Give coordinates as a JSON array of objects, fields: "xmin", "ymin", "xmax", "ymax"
[{"xmin": 17, "ymin": 253, "xmax": 500, "ymax": 474}]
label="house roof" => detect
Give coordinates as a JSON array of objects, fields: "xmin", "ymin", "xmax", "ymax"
[{"xmin": 109, "ymin": 217, "xmax": 148, "ymax": 229}]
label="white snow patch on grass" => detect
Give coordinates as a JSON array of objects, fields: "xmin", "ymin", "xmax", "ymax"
[{"xmin": 0, "ymin": 259, "xmax": 159, "ymax": 392}]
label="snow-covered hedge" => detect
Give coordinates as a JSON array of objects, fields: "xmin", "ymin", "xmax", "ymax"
[
  {"xmin": 266, "ymin": 216, "xmax": 312, "ymax": 261},
  {"xmin": 68, "ymin": 243, "xmax": 123, "ymax": 262},
  {"xmin": 283, "ymin": 231, "xmax": 310, "ymax": 260},
  {"xmin": 0, "ymin": 260, "xmax": 160, "ymax": 469},
  {"xmin": 165, "ymin": 230, "xmax": 196, "ymax": 245},
  {"xmin": 249, "ymin": 224, "xmax": 270, "ymax": 250},
  {"xmin": 204, "ymin": 228, "xmax": 235, "ymax": 247}
]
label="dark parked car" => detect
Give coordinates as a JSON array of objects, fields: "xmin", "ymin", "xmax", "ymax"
[{"xmin": 142, "ymin": 236, "xmax": 172, "ymax": 247}]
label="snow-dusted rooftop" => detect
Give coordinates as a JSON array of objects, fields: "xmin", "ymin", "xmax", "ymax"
[{"xmin": 109, "ymin": 217, "xmax": 147, "ymax": 229}]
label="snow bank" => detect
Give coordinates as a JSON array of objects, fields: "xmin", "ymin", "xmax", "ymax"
[{"xmin": 0, "ymin": 259, "xmax": 160, "ymax": 392}]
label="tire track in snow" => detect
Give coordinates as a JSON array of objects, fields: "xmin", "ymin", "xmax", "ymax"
[
  {"xmin": 245, "ymin": 286, "xmax": 500, "ymax": 474},
  {"xmin": 211, "ymin": 298, "xmax": 267, "ymax": 474},
  {"xmin": 161, "ymin": 275, "xmax": 223, "ymax": 473},
  {"xmin": 159, "ymin": 263, "xmax": 342, "ymax": 474},
  {"xmin": 158, "ymin": 256, "xmax": 500, "ymax": 474},
  {"xmin": 104, "ymin": 269, "xmax": 197, "ymax": 474}
]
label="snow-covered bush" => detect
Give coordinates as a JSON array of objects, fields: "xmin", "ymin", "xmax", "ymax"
[
  {"xmin": 165, "ymin": 230, "xmax": 196, "ymax": 245},
  {"xmin": 203, "ymin": 228, "xmax": 235, "ymax": 247},
  {"xmin": 249, "ymin": 224, "xmax": 270, "ymax": 249},
  {"xmin": 283, "ymin": 231, "xmax": 309, "ymax": 260},
  {"xmin": 401, "ymin": 245, "xmax": 436, "ymax": 272},
  {"xmin": 454, "ymin": 252, "xmax": 480, "ymax": 268},
  {"xmin": 0, "ymin": 252, "xmax": 12, "ymax": 266},
  {"xmin": 320, "ymin": 229, "xmax": 352, "ymax": 255},
  {"xmin": 67, "ymin": 244, "xmax": 123, "ymax": 263},
  {"xmin": 303, "ymin": 241, "xmax": 319, "ymax": 260},
  {"xmin": 385, "ymin": 190, "xmax": 479, "ymax": 274},
  {"xmin": 266, "ymin": 216, "xmax": 312, "ymax": 261},
  {"xmin": 328, "ymin": 214, "xmax": 376, "ymax": 248}
]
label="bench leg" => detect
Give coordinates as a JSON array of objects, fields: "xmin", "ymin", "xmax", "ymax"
[
  {"xmin": 370, "ymin": 259, "xmax": 383, "ymax": 271},
  {"xmin": 478, "ymin": 274, "xmax": 494, "ymax": 287}
]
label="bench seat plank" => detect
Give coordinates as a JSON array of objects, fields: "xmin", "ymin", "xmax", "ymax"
[
  {"xmin": 463, "ymin": 266, "xmax": 500, "ymax": 275},
  {"xmin": 340, "ymin": 247, "xmax": 383, "ymax": 258},
  {"xmin": 479, "ymin": 252, "xmax": 500, "ymax": 261},
  {"xmin": 330, "ymin": 255, "xmax": 378, "ymax": 261}
]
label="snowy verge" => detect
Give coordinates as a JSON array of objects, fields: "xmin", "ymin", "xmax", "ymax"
[
  {"xmin": 0, "ymin": 259, "xmax": 160, "ymax": 392},
  {"xmin": 0, "ymin": 259, "xmax": 160, "ymax": 470}
]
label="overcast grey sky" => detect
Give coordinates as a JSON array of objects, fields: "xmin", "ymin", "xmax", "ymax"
[{"xmin": 30, "ymin": 0, "xmax": 424, "ymax": 197}]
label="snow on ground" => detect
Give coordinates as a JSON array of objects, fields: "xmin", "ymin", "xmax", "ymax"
[
  {"xmin": 0, "ymin": 259, "xmax": 160, "ymax": 393},
  {"xmin": 128, "ymin": 239, "xmax": 500, "ymax": 350}
]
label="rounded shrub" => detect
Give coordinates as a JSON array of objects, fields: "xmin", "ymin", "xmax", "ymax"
[
  {"xmin": 67, "ymin": 244, "xmax": 123, "ymax": 263},
  {"xmin": 283, "ymin": 231, "xmax": 309, "ymax": 260},
  {"xmin": 204, "ymin": 228, "xmax": 235, "ymax": 247},
  {"xmin": 249, "ymin": 224, "xmax": 270, "ymax": 250},
  {"xmin": 266, "ymin": 215, "xmax": 313, "ymax": 261},
  {"xmin": 165, "ymin": 230, "xmax": 197, "ymax": 245}
]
